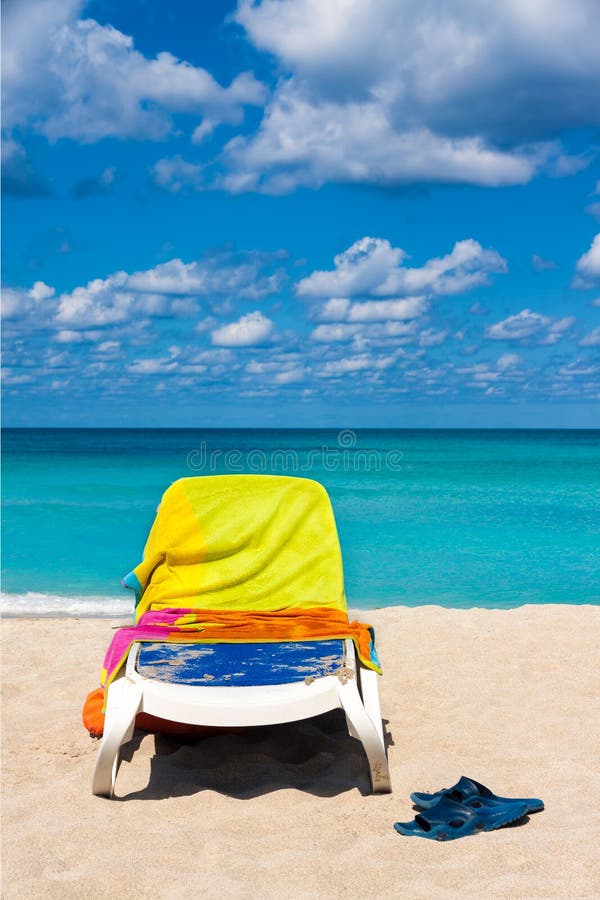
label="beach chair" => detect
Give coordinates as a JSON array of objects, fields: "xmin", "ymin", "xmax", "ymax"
[{"xmin": 92, "ymin": 475, "xmax": 391, "ymax": 798}]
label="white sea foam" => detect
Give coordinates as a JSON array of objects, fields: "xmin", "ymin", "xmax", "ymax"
[{"xmin": 0, "ymin": 592, "xmax": 133, "ymax": 618}]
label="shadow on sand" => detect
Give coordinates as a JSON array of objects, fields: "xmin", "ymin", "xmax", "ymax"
[{"xmin": 115, "ymin": 710, "xmax": 393, "ymax": 801}]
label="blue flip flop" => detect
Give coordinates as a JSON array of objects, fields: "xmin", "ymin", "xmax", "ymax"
[
  {"xmin": 410, "ymin": 775, "xmax": 544, "ymax": 814},
  {"xmin": 394, "ymin": 796, "xmax": 528, "ymax": 841}
]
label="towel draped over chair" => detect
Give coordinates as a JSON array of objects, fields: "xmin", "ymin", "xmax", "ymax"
[{"xmin": 98, "ymin": 475, "xmax": 382, "ymax": 695}]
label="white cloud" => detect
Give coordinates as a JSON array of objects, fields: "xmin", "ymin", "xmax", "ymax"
[
  {"xmin": 54, "ymin": 329, "xmax": 104, "ymax": 343},
  {"xmin": 497, "ymin": 353, "xmax": 522, "ymax": 369},
  {"xmin": 150, "ymin": 156, "xmax": 203, "ymax": 193},
  {"xmin": 127, "ymin": 256, "xmax": 282, "ymax": 298},
  {"xmin": 310, "ymin": 323, "xmax": 363, "ymax": 343},
  {"xmin": 31, "ymin": 280, "xmax": 55, "ymax": 300},
  {"xmin": 235, "ymin": 0, "xmax": 600, "ymax": 141},
  {"xmin": 274, "ymin": 366, "xmax": 307, "ymax": 384},
  {"xmin": 317, "ymin": 357, "xmax": 374, "ymax": 377},
  {"xmin": 3, "ymin": 251, "xmax": 283, "ymax": 334},
  {"xmin": 486, "ymin": 309, "xmax": 575, "ymax": 343},
  {"xmin": 298, "ymin": 238, "xmax": 403, "ymax": 298},
  {"xmin": 1, "ymin": 282, "xmax": 55, "ymax": 319},
  {"xmin": 313, "ymin": 294, "xmax": 428, "ymax": 324},
  {"xmin": 56, "ymin": 274, "xmax": 136, "ymax": 327},
  {"xmin": 189, "ymin": 348, "xmax": 235, "ymax": 365},
  {"xmin": 97, "ymin": 341, "xmax": 120, "ymax": 354},
  {"xmin": 418, "ymin": 329, "xmax": 447, "ymax": 347},
  {"xmin": 316, "ymin": 353, "xmax": 397, "ymax": 378},
  {"xmin": 226, "ymin": 0, "xmax": 600, "ymax": 192},
  {"xmin": 574, "ymin": 234, "xmax": 600, "ymax": 286},
  {"xmin": 318, "ymin": 298, "xmax": 351, "ymax": 321},
  {"xmin": 298, "ymin": 236, "xmax": 506, "ymax": 299},
  {"xmin": 1, "ymin": 369, "xmax": 36, "ymax": 385},
  {"xmin": 127, "ymin": 357, "xmax": 178, "ymax": 375},
  {"xmin": 457, "ymin": 356, "xmax": 527, "ymax": 390},
  {"xmin": 2, "ymin": 0, "xmax": 266, "ymax": 142},
  {"xmin": 211, "ymin": 311, "xmax": 275, "ymax": 346},
  {"xmin": 347, "ymin": 298, "xmax": 428, "ymax": 322},
  {"xmin": 245, "ymin": 358, "xmax": 308, "ymax": 383},
  {"xmin": 221, "ymin": 84, "xmax": 543, "ymax": 193},
  {"xmin": 310, "ymin": 320, "xmax": 417, "ymax": 343},
  {"xmin": 579, "ymin": 326, "xmax": 600, "ymax": 347},
  {"xmin": 558, "ymin": 360, "xmax": 600, "ymax": 377}
]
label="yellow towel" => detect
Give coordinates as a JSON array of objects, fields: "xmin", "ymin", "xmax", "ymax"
[{"xmin": 128, "ymin": 475, "xmax": 347, "ymax": 621}]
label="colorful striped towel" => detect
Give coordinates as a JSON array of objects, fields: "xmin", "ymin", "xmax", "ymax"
[{"xmin": 100, "ymin": 606, "xmax": 382, "ymax": 690}]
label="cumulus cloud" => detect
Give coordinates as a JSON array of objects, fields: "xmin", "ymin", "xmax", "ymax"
[
  {"xmin": 316, "ymin": 353, "xmax": 396, "ymax": 378},
  {"xmin": 310, "ymin": 323, "xmax": 364, "ymax": 343},
  {"xmin": 1, "ymin": 281, "xmax": 55, "ymax": 319},
  {"xmin": 56, "ymin": 275, "xmax": 138, "ymax": 327},
  {"xmin": 245, "ymin": 357, "xmax": 308, "ymax": 384},
  {"xmin": 579, "ymin": 326, "xmax": 600, "ymax": 347},
  {"xmin": 235, "ymin": 0, "xmax": 600, "ymax": 141},
  {"xmin": 298, "ymin": 238, "xmax": 404, "ymax": 298},
  {"xmin": 2, "ymin": 251, "xmax": 284, "ymax": 334},
  {"xmin": 497, "ymin": 353, "xmax": 522, "ymax": 370},
  {"xmin": 2, "ymin": 0, "xmax": 266, "ymax": 143},
  {"xmin": 225, "ymin": 0, "xmax": 600, "ymax": 192},
  {"xmin": 51, "ymin": 275, "xmax": 204, "ymax": 329},
  {"xmin": 310, "ymin": 320, "xmax": 418, "ymax": 343},
  {"xmin": 486, "ymin": 309, "xmax": 575, "ymax": 344},
  {"xmin": 274, "ymin": 366, "xmax": 307, "ymax": 384},
  {"xmin": 54, "ymin": 329, "xmax": 104, "ymax": 344},
  {"xmin": 127, "ymin": 254, "xmax": 283, "ymax": 298},
  {"xmin": 298, "ymin": 236, "xmax": 507, "ymax": 299},
  {"xmin": 127, "ymin": 357, "xmax": 178, "ymax": 375},
  {"xmin": 97, "ymin": 341, "xmax": 121, "ymax": 354},
  {"xmin": 4, "ymin": 0, "xmax": 598, "ymax": 199},
  {"xmin": 347, "ymin": 298, "xmax": 428, "ymax": 322},
  {"xmin": 574, "ymin": 234, "xmax": 600, "ymax": 287},
  {"xmin": 149, "ymin": 157, "xmax": 203, "ymax": 193},
  {"xmin": 317, "ymin": 295, "xmax": 427, "ymax": 323},
  {"xmin": 189, "ymin": 348, "xmax": 235, "ymax": 365},
  {"xmin": 211, "ymin": 311, "xmax": 275, "ymax": 346},
  {"xmin": 4, "ymin": 235, "xmax": 595, "ymax": 408},
  {"xmin": 220, "ymin": 85, "xmax": 543, "ymax": 193},
  {"xmin": 456, "ymin": 355, "xmax": 529, "ymax": 395},
  {"xmin": 418, "ymin": 329, "xmax": 447, "ymax": 347}
]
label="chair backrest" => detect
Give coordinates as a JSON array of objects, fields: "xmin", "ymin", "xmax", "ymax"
[{"xmin": 131, "ymin": 475, "xmax": 346, "ymax": 619}]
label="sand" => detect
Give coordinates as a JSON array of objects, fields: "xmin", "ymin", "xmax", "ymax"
[{"xmin": 1, "ymin": 605, "xmax": 599, "ymax": 899}]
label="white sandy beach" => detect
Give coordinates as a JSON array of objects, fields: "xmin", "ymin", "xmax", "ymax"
[{"xmin": 2, "ymin": 605, "xmax": 599, "ymax": 899}]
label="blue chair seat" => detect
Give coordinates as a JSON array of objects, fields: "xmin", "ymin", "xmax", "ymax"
[{"xmin": 135, "ymin": 639, "xmax": 346, "ymax": 686}]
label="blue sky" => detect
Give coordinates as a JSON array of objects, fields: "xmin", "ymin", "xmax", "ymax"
[{"xmin": 2, "ymin": 0, "xmax": 600, "ymax": 427}]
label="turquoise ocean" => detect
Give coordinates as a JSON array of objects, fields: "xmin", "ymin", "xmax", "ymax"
[{"xmin": 1, "ymin": 428, "xmax": 599, "ymax": 615}]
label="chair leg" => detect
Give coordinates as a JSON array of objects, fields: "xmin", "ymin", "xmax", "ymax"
[
  {"xmin": 344, "ymin": 713, "xmax": 360, "ymax": 740},
  {"xmin": 92, "ymin": 679, "xmax": 143, "ymax": 798},
  {"xmin": 357, "ymin": 665, "xmax": 386, "ymax": 745},
  {"xmin": 338, "ymin": 679, "xmax": 392, "ymax": 794}
]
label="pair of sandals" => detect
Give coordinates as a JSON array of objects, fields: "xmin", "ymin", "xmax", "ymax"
[{"xmin": 394, "ymin": 776, "xmax": 544, "ymax": 841}]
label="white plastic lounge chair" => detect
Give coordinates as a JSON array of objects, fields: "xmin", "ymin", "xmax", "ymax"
[{"xmin": 92, "ymin": 475, "xmax": 391, "ymax": 798}]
